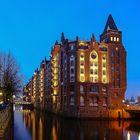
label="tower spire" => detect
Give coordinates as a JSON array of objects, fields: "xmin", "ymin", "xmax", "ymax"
[
  {"xmin": 61, "ymin": 32, "xmax": 65, "ymax": 44},
  {"xmin": 104, "ymin": 14, "xmax": 118, "ymax": 32}
]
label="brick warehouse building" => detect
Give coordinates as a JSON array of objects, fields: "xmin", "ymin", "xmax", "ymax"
[{"xmin": 24, "ymin": 15, "xmax": 127, "ymax": 119}]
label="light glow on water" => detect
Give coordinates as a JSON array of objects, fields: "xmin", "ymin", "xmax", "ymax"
[
  {"xmin": 127, "ymin": 131, "xmax": 130, "ymax": 140},
  {"xmin": 13, "ymin": 107, "xmax": 140, "ymax": 140}
]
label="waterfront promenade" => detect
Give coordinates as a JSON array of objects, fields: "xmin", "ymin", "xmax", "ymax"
[{"xmin": 0, "ymin": 104, "xmax": 13, "ymax": 140}]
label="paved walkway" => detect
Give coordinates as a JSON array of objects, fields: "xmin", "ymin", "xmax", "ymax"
[{"xmin": 0, "ymin": 105, "xmax": 12, "ymax": 139}]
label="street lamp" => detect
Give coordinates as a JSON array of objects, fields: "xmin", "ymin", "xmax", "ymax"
[{"xmin": 13, "ymin": 95, "xmax": 16, "ymax": 99}]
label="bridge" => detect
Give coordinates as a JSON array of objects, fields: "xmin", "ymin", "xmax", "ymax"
[
  {"xmin": 123, "ymin": 104, "xmax": 140, "ymax": 113},
  {"xmin": 14, "ymin": 101, "xmax": 32, "ymax": 105},
  {"xmin": 13, "ymin": 99, "xmax": 33, "ymax": 111}
]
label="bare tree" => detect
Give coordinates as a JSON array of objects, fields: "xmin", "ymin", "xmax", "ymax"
[{"xmin": 0, "ymin": 52, "xmax": 22, "ymax": 103}]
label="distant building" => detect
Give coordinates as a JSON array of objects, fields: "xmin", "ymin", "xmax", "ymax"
[
  {"xmin": 25, "ymin": 14, "xmax": 127, "ymax": 118},
  {"xmin": 137, "ymin": 96, "xmax": 140, "ymax": 103}
]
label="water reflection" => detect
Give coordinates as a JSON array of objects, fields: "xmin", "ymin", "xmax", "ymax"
[{"xmin": 14, "ymin": 108, "xmax": 140, "ymax": 140}]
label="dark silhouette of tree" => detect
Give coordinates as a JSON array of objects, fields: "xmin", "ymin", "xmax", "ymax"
[{"xmin": 0, "ymin": 52, "xmax": 22, "ymax": 103}]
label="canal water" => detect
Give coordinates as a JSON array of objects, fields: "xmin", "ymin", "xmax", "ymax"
[{"xmin": 13, "ymin": 108, "xmax": 140, "ymax": 140}]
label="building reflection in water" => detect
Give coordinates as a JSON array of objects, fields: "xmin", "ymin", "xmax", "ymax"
[{"xmin": 13, "ymin": 109, "xmax": 140, "ymax": 140}]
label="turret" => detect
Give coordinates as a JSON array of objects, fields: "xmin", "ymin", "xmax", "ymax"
[{"xmin": 100, "ymin": 14, "xmax": 122, "ymax": 44}]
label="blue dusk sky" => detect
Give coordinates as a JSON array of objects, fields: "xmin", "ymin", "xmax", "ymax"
[{"xmin": 0, "ymin": 0, "xmax": 140, "ymax": 99}]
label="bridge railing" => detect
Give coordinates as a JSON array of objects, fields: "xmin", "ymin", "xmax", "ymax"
[
  {"xmin": 123, "ymin": 105, "xmax": 140, "ymax": 111},
  {"xmin": 0, "ymin": 105, "xmax": 11, "ymax": 129},
  {"xmin": 14, "ymin": 101, "xmax": 32, "ymax": 105}
]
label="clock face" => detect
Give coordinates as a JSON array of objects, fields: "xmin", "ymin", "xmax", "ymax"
[{"xmin": 91, "ymin": 53, "xmax": 97, "ymax": 59}]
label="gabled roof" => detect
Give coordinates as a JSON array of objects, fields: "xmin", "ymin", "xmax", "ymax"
[{"xmin": 104, "ymin": 14, "xmax": 118, "ymax": 32}]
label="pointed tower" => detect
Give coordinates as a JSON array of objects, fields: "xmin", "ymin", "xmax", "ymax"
[
  {"xmin": 100, "ymin": 14, "xmax": 122, "ymax": 44},
  {"xmin": 61, "ymin": 32, "xmax": 65, "ymax": 44},
  {"xmin": 100, "ymin": 14, "xmax": 127, "ymax": 108},
  {"xmin": 104, "ymin": 14, "xmax": 118, "ymax": 32}
]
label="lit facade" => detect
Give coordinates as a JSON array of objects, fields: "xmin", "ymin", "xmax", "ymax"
[{"xmin": 25, "ymin": 15, "xmax": 127, "ymax": 118}]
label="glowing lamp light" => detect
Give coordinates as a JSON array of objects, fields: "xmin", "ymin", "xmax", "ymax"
[
  {"xmin": 0, "ymin": 92, "xmax": 3, "ymax": 96},
  {"xmin": 13, "ymin": 95, "xmax": 16, "ymax": 98},
  {"xmin": 122, "ymin": 100, "xmax": 125, "ymax": 103}
]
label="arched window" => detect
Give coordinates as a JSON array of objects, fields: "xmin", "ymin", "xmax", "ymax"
[
  {"xmin": 103, "ymin": 97, "xmax": 107, "ymax": 106},
  {"xmin": 80, "ymin": 85, "xmax": 84, "ymax": 93},
  {"xmin": 70, "ymin": 55, "xmax": 75, "ymax": 66},
  {"xmin": 71, "ymin": 68, "xmax": 74, "ymax": 74},
  {"xmin": 93, "ymin": 97, "xmax": 98, "ymax": 106},
  {"xmin": 79, "ymin": 53, "xmax": 85, "ymax": 82},
  {"xmin": 70, "ymin": 97, "xmax": 75, "ymax": 106},
  {"xmin": 90, "ymin": 51, "xmax": 98, "ymax": 83},
  {"xmin": 80, "ymin": 53, "xmax": 84, "ymax": 59},
  {"xmin": 80, "ymin": 96, "xmax": 84, "ymax": 106},
  {"xmin": 89, "ymin": 97, "xmax": 94, "ymax": 106},
  {"xmin": 102, "ymin": 54, "xmax": 107, "ymax": 83}
]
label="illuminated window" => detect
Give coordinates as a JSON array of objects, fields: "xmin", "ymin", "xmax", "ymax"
[
  {"xmin": 93, "ymin": 77, "xmax": 97, "ymax": 83},
  {"xmin": 80, "ymin": 69, "xmax": 84, "ymax": 74},
  {"xmin": 80, "ymin": 96, "xmax": 84, "ymax": 106},
  {"xmin": 91, "ymin": 53, "xmax": 97, "ymax": 59},
  {"xmin": 103, "ymin": 70, "xmax": 106, "ymax": 75},
  {"xmin": 80, "ymin": 76, "xmax": 84, "ymax": 82},
  {"xmin": 94, "ymin": 69, "xmax": 97, "ymax": 75},
  {"xmin": 90, "ymin": 77, "xmax": 98, "ymax": 83},
  {"xmin": 110, "ymin": 37, "xmax": 113, "ymax": 41},
  {"xmin": 90, "ymin": 51, "xmax": 98, "ymax": 82},
  {"xmin": 103, "ymin": 63, "xmax": 106, "ymax": 67},
  {"xmin": 102, "ymin": 55, "xmax": 106, "ymax": 61},
  {"xmin": 116, "ymin": 47, "xmax": 119, "ymax": 51},
  {"xmin": 102, "ymin": 86, "xmax": 107, "ymax": 92},
  {"xmin": 117, "ymin": 37, "xmax": 119, "ymax": 42},
  {"xmin": 94, "ymin": 62, "xmax": 97, "ymax": 67},
  {"xmin": 114, "ymin": 37, "xmax": 116, "ymax": 41},
  {"xmin": 103, "ymin": 78, "xmax": 106, "ymax": 83},
  {"xmin": 90, "ymin": 63, "xmax": 93, "ymax": 66},
  {"xmin": 80, "ymin": 54, "xmax": 84, "ymax": 59},
  {"xmin": 90, "ymin": 77, "xmax": 93, "ymax": 82},
  {"xmin": 80, "ymin": 61, "xmax": 84, "ymax": 66},
  {"xmin": 90, "ymin": 69, "xmax": 93, "ymax": 74}
]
